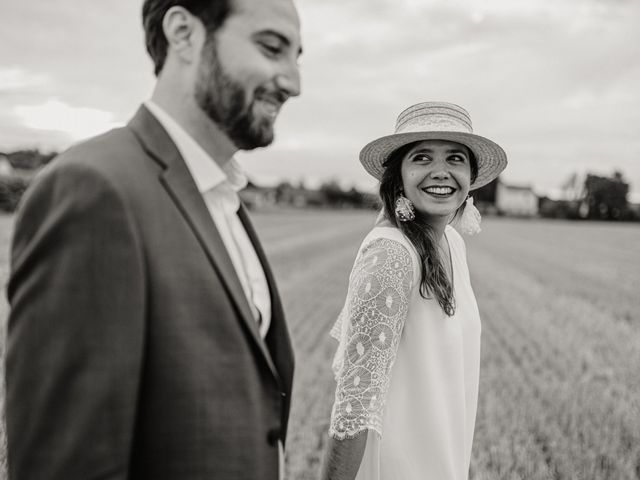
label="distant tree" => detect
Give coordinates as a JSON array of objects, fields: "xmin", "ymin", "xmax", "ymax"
[
  {"xmin": 344, "ymin": 187, "xmax": 364, "ymax": 207},
  {"xmin": 583, "ymin": 171, "xmax": 629, "ymax": 220},
  {"xmin": 274, "ymin": 181, "xmax": 293, "ymax": 203},
  {"xmin": 538, "ymin": 197, "xmax": 580, "ymax": 219},
  {"xmin": 4, "ymin": 149, "xmax": 56, "ymax": 170},
  {"xmin": 561, "ymin": 171, "xmax": 584, "ymax": 201},
  {"xmin": 319, "ymin": 180, "xmax": 345, "ymax": 207},
  {"xmin": 0, "ymin": 176, "xmax": 30, "ymax": 212},
  {"xmin": 317, "ymin": 181, "xmax": 378, "ymax": 209}
]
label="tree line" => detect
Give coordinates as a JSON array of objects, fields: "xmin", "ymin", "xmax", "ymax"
[
  {"xmin": 540, "ymin": 171, "xmax": 636, "ymax": 221},
  {"xmin": 0, "ymin": 150, "xmax": 637, "ymax": 220}
]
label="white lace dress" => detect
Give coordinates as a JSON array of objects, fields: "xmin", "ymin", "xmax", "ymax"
[{"xmin": 329, "ymin": 224, "xmax": 481, "ymax": 480}]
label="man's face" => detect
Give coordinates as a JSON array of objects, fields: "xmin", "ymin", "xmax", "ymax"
[{"xmin": 194, "ymin": 0, "xmax": 302, "ymax": 150}]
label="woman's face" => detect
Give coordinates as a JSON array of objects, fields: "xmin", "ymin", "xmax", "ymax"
[{"xmin": 400, "ymin": 139, "xmax": 472, "ymax": 219}]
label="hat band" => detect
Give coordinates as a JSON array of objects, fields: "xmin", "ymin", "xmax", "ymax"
[{"xmin": 396, "ymin": 113, "xmax": 473, "ymax": 134}]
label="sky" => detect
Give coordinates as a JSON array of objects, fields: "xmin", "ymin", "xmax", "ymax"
[{"xmin": 1, "ymin": 0, "xmax": 639, "ymax": 200}]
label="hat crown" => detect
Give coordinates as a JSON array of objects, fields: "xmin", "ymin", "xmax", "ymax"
[{"xmin": 395, "ymin": 102, "xmax": 473, "ymax": 135}]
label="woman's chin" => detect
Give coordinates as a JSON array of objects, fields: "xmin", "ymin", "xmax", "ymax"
[{"xmin": 415, "ymin": 202, "xmax": 461, "ymax": 220}]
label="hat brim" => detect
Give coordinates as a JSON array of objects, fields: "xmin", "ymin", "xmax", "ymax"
[{"xmin": 359, "ymin": 131, "xmax": 507, "ymax": 190}]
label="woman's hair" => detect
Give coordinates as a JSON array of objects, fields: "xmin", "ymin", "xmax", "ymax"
[{"xmin": 379, "ymin": 142, "xmax": 478, "ymax": 316}]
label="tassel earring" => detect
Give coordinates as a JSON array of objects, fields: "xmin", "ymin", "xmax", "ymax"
[
  {"xmin": 395, "ymin": 194, "xmax": 415, "ymax": 222},
  {"xmin": 452, "ymin": 196, "xmax": 482, "ymax": 235}
]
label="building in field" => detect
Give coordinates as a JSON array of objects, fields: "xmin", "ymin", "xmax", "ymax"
[
  {"xmin": 0, "ymin": 155, "xmax": 14, "ymax": 176},
  {"xmin": 495, "ymin": 182, "xmax": 539, "ymax": 217}
]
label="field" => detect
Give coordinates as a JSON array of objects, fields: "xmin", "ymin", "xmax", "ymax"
[{"xmin": 1, "ymin": 210, "xmax": 640, "ymax": 479}]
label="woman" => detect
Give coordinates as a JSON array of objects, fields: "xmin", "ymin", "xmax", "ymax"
[{"xmin": 323, "ymin": 102, "xmax": 507, "ymax": 480}]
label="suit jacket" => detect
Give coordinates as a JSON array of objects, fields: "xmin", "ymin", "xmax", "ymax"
[{"xmin": 5, "ymin": 106, "xmax": 295, "ymax": 479}]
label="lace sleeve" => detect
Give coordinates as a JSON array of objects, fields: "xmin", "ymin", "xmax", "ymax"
[{"xmin": 329, "ymin": 237, "xmax": 414, "ymax": 439}]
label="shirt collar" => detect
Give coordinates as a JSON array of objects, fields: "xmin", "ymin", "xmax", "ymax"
[{"xmin": 144, "ymin": 100, "xmax": 247, "ymax": 194}]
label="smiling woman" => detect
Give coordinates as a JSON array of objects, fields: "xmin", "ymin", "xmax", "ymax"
[{"xmin": 322, "ymin": 102, "xmax": 507, "ymax": 480}]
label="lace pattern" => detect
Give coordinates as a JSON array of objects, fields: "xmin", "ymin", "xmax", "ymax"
[{"xmin": 329, "ymin": 237, "xmax": 414, "ymax": 439}]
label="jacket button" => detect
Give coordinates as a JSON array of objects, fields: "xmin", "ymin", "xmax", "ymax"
[{"xmin": 267, "ymin": 428, "xmax": 281, "ymax": 446}]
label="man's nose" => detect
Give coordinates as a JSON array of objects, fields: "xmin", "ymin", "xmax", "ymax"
[{"xmin": 275, "ymin": 61, "xmax": 301, "ymax": 98}]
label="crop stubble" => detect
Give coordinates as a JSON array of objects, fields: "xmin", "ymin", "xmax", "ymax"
[
  {"xmin": 0, "ymin": 212, "xmax": 638, "ymax": 480},
  {"xmin": 255, "ymin": 213, "xmax": 640, "ymax": 480}
]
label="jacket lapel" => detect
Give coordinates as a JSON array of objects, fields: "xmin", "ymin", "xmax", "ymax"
[
  {"xmin": 127, "ymin": 106, "xmax": 279, "ymax": 380},
  {"xmin": 238, "ymin": 206, "xmax": 294, "ymax": 391}
]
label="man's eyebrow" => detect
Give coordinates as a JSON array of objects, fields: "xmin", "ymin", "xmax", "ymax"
[{"xmin": 256, "ymin": 30, "xmax": 303, "ymax": 57}]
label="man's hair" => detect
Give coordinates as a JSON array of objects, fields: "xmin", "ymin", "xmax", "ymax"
[{"xmin": 142, "ymin": 0, "xmax": 233, "ymax": 75}]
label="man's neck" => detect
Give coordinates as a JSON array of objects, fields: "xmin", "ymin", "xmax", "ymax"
[{"xmin": 150, "ymin": 82, "xmax": 237, "ymax": 168}]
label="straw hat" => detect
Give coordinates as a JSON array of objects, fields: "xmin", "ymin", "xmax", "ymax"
[{"xmin": 359, "ymin": 102, "xmax": 507, "ymax": 190}]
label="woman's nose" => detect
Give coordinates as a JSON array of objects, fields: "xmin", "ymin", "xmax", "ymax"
[{"xmin": 428, "ymin": 159, "xmax": 451, "ymax": 179}]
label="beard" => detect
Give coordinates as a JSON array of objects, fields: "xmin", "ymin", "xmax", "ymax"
[{"xmin": 194, "ymin": 37, "xmax": 276, "ymax": 150}]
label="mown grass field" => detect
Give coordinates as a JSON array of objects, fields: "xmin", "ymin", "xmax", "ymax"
[{"xmin": 1, "ymin": 210, "xmax": 639, "ymax": 479}]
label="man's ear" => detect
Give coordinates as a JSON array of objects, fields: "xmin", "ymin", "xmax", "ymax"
[{"xmin": 162, "ymin": 6, "xmax": 204, "ymax": 64}]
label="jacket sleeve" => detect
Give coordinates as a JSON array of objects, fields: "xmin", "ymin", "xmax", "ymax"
[
  {"xmin": 329, "ymin": 236, "xmax": 413, "ymax": 439},
  {"xmin": 5, "ymin": 161, "xmax": 146, "ymax": 479}
]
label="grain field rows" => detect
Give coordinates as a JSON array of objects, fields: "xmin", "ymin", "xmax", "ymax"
[{"xmin": 1, "ymin": 212, "xmax": 639, "ymax": 480}]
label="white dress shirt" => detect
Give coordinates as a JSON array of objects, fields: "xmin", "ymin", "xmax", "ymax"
[{"xmin": 144, "ymin": 100, "xmax": 272, "ymax": 338}]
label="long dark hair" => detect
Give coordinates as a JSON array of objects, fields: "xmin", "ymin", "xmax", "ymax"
[{"xmin": 379, "ymin": 142, "xmax": 478, "ymax": 316}]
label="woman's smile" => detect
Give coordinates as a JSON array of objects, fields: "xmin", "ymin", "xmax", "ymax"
[{"xmin": 420, "ymin": 185, "xmax": 458, "ymax": 198}]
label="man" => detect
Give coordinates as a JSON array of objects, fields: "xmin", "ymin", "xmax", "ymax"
[{"xmin": 5, "ymin": 0, "xmax": 301, "ymax": 478}]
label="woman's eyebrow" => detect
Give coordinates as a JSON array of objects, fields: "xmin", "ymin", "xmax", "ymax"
[
  {"xmin": 447, "ymin": 149, "xmax": 468, "ymax": 155},
  {"xmin": 411, "ymin": 148, "xmax": 434, "ymax": 154},
  {"xmin": 411, "ymin": 148, "xmax": 468, "ymax": 155}
]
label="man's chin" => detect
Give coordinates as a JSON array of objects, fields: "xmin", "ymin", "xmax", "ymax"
[{"xmin": 230, "ymin": 126, "xmax": 274, "ymax": 150}]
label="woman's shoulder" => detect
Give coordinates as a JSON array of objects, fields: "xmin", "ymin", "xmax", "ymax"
[
  {"xmin": 358, "ymin": 224, "xmax": 419, "ymax": 268},
  {"xmin": 362, "ymin": 222, "xmax": 410, "ymax": 248}
]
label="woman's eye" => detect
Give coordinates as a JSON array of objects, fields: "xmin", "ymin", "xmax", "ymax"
[
  {"xmin": 412, "ymin": 154, "xmax": 431, "ymax": 162},
  {"xmin": 449, "ymin": 155, "xmax": 466, "ymax": 163}
]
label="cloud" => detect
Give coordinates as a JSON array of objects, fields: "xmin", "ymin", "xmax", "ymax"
[
  {"xmin": 1, "ymin": 0, "xmax": 639, "ymax": 196},
  {"xmin": 0, "ymin": 2, "xmax": 154, "ymax": 125},
  {"xmin": 267, "ymin": 0, "xmax": 640, "ymax": 195},
  {"xmin": 13, "ymin": 98, "xmax": 122, "ymax": 142},
  {"xmin": 0, "ymin": 68, "xmax": 50, "ymax": 91}
]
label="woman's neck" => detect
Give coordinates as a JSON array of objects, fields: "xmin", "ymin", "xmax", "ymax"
[{"xmin": 421, "ymin": 213, "xmax": 449, "ymax": 241}]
